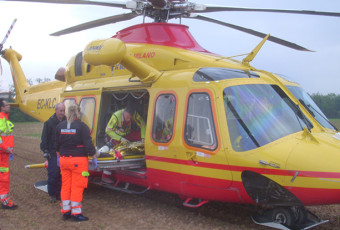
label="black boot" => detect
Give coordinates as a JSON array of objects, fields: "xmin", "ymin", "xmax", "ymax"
[
  {"xmin": 1, "ymin": 203, "xmax": 18, "ymax": 210},
  {"xmin": 62, "ymin": 211, "xmax": 72, "ymax": 221},
  {"xmin": 1, "ymin": 199, "xmax": 18, "ymax": 210},
  {"xmin": 71, "ymin": 214, "xmax": 89, "ymax": 222}
]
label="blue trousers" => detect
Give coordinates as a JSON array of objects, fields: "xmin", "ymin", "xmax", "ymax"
[{"xmin": 47, "ymin": 155, "xmax": 61, "ymax": 198}]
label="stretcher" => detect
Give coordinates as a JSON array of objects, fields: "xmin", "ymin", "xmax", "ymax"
[{"xmin": 88, "ymin": 155, "xmax": 146, "ymax": 171}]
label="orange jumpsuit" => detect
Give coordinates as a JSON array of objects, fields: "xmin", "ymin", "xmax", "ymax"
[
  {"xmin": 56, "ymin": 119, "xmax": 96, "ymax": 216},
  {"xmin": 0, "ymin": 112, "xmax": 14, "ymax": 206}
]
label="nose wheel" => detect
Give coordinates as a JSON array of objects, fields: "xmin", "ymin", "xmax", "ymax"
[
  {"xmin": 252, "ymin": 206, "xmax": 328, "ymax": 230},
  {"xmin": 272, "ymin": 207, "xmax": 295, "ymax": 227}
]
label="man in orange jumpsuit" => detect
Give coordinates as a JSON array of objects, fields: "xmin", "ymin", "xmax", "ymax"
[{"xmin": 0, "ymin": 99, "xmax": 17, "ymax": 210}]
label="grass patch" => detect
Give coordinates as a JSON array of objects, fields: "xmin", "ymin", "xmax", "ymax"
[
  {"xmin": 24, "ymin": 133, "xmax": 42, "ymax": 138},
  {"xmin": 330, "ymin": 119, "xmax": 340, "ymax": 130},
  {"xmin": 14, "ymin": 122, "xmax": 43, "ymax": 140}
]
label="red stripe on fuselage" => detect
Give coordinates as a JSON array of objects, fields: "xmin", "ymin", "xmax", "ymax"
[
  {"xmin": 145, "ymin": 155, "xmax": 340, "ymax": 179},
  {"xmin": 145, "ymin": 165, "xmax": 340, "ymax": 205}
]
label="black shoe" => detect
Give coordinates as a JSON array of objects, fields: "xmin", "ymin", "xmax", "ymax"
[
  {"xmin": 71, "ymin": 214, "xmax": 89, "ymax": 222},
  {"xmin": 1, "ymin": 201, "xmax": 18, "ymax": 210},
  {"xmin": 62, "ymin": 211, "xmax": 72, "ymax": 221}
]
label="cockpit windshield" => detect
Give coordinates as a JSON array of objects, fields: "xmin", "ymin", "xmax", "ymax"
[
  {"xmin": 287, "ymin": 86, "xmax": 337, "ymax": 131},
  {"xmin": 224, "ymin": 84, "xmax": 310, "ymax": 152}
]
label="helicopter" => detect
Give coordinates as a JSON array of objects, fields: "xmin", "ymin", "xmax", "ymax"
[{"xmin": 1, "ymin": 0, "xmax": 340, "ymax": 229}]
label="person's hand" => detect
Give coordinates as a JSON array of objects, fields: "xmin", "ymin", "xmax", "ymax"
[
  {"xmin": 5, "ymin": 148, "xmax": 13, "ymax": 154},
  {"xmin": 92, "ymin": 158, "xmax": 97, "ymax": 169},
  {"xmin": 43, "ymin": 152, "xmax": 51, "ymax": 160},
  {"xmin": 57, "ymin": 157, "xmax": 60, "ymax": 167},
  {"xmin": 9, "ymin": 154, "xmax": 14, "ymax": 161},
  {"xmin": 121, "ymin": 137, "xmax": 129, "ymax": 142},
  {"xmin": 94, "ymin": 149, "xmax": 99, "ymax": 158}
]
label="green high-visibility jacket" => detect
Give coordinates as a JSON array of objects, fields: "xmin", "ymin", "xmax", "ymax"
[{"xmin": 105, "ymin": 109, "xmax": 145, "ymax": 141}]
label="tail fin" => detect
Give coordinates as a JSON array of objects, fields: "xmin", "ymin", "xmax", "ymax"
[{"xmin": 1, "ymin": 48, "xmax": 30, "ymax": 104}]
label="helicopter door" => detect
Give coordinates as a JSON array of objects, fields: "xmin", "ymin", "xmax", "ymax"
[
  {"xmin": 96, "ymin": 90, "xmax": 149, "ymax": 148},
  {"xmin": 148, "ymin": 92, "xmax": 181, "ymax": 194},
  {"xmin": 180, "ymin": 90, "xmax": 233, "ymax": 199}
]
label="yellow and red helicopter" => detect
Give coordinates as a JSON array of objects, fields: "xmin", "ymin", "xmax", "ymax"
[{"xmin": 1, "ymin": 0, "xmax": 340, "ymax": 229}]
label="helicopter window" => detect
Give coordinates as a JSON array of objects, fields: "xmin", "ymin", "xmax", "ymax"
[
  {"xmin": 287, "ymin": 86, "xmax": 337, "ymax": 131},
  {"xmin": 193, "ymin": 68, "xmax": 259, "ymax": 82},
  {"xmin": 75, "ymin": 52, "xmax": 83, "ymax": 76},
  {"xmin": 152, "ymin": 94, "xmax": 176, "ymax": 143},
  {"xmin": 185, "ymin": 92, "xmax": 217, "ymax": 150},
  {"xmin": 63, "ymin": 98, "xmax": 77, "ymax": 111},
  {"xmin": 224, "ymin": 84, "xmax": 308, "ymax": 152},
  {"xmin": 80, "ymin": 97, "xmax": 96, "ymax": 133}
]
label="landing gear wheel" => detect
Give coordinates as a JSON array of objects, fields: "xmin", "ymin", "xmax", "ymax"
[
  {"xmin": 292, "ymin": 206, "xmax": 308, "ymax": 225},
  {"xmin": 272, "ymin": 207, "xmax": 295, "ymax": 228}
]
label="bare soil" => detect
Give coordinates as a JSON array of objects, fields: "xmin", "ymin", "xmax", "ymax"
[{"xmin": 0, "ymin": 122, "xmax": 340, "ymax": 230}]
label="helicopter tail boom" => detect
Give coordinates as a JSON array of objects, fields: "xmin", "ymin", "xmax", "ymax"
[{"xmin": 2, "ymin": 49, "xmax": 30, "ymax": 103}]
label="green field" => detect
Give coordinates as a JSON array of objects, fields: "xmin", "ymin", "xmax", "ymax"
[
  {"xmin": 330, "ymin": 119, "xmax": 340, "ymax": 130},
  {"xmin": 14, "ymin": 122, "xmax": 43, "ymax": 139}
]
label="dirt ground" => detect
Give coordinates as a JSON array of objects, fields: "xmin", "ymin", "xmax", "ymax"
[{"xmin": 1, "ymin": 122, "xmax": 340, "ymax": 230}]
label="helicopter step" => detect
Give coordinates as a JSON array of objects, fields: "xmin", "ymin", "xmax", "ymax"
[
  {"xmin": 182, "ymin": 198, "xmax": 209, "ymax": 208},
  {"xmin": 251, "ymin": 206, "xmax": 329, "ymax": 230},
  {"xmin": 91, "ymin": 178, "xmax": 150, "ymax": 195}
]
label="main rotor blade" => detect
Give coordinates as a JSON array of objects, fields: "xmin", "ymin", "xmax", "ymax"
[
  {"xmin": 3, "ymin": 0, "xmax": 128, "ymax": 8},
  {"xmin": 50, "ymin": 12, "xmax": 137, "ymax": 36},
  {"xmin": 188, "ymin": 14, "xmax": 311, "ymax": 51},
  {"xmin": 197, "ymin": 5, "xmax": 340, "ymax": 18}
]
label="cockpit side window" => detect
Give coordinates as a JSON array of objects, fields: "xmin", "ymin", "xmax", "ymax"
[
  {"xmin": 152, "ymin": 94, "xmax": 176, "ymax": 143},
  {"xmin": 184, "ymin": 92, "xmax": 217, "ymax": 150},
  {"xmin": 287, "ymin": 86, "xmax": 337, "ymax": 131}
]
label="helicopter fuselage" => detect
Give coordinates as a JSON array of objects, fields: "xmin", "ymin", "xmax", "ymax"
[{"xmin": 2, "ymin": 22, "xmax": 340, "ymax": 228}]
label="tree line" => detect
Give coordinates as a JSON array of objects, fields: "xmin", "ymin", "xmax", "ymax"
[{"xmin": 311, "ymin": 93, "xmax": 340, "ymax": 119}]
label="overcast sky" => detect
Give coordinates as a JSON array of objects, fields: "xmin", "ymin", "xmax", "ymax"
[{"xmin": 1, "ymin": 0, "xmax": 340, "ymax": 94}]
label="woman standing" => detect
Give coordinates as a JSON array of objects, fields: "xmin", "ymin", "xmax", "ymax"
[{"xmin": 56, "ymin": 104, "xmax": 96, "ymax": 221}]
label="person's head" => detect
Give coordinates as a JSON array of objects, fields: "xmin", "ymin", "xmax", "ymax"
[
  {"xmin": 0, "ymin": 99, "xmax": 10, "ymax": 114},
  {"xmin": 55, "ymin": 102, "xmax": 65, "ymax": 121},
  {"xmin": 123, "ymin": 104, "xmax": 136, "ymax": 123},
  {"xmin": 66, "ymin": 104, "xmax": 80, "ymax": 123}
]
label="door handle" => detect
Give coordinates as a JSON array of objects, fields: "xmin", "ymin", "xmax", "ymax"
[
  {"xmin": 259, "ymin": 160, "xmax": 280, "ymax": 169},
  {"xmin": 186, "ymin": 152, "xmax": 198, "ymax": 164}
]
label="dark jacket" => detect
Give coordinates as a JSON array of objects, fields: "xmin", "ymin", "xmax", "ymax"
[
  {"xmin": 40, "ymin": 113, "xmax": 66, "ymax": 156},
  {"xmin": 56, "ymin": 119, "xmax": 96, "ymax": 157}
]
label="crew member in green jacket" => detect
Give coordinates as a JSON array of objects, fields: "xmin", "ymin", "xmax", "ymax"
[{"xmin": 105, "ymin": 104, "xmax": 145, "ymax": 147}]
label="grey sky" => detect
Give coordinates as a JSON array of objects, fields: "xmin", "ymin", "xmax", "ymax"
[{"xmin": 1, "ymin": 0, "xmax": 340, "ymax": 94}]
